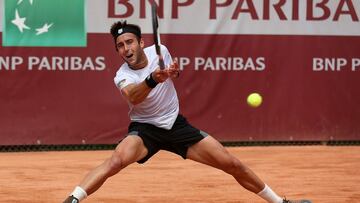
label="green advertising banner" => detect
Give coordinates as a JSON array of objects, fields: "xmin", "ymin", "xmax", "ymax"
[{"xmin": 3, "ymin": 0, "xmax": 86, "ymax": 47}]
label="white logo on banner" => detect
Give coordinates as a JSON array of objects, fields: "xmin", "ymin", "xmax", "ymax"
[{"xmin": 11, "ymin": 1, "xmax": 54, "ymax": 35}]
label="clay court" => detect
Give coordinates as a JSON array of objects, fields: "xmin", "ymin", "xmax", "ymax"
[{"xmin": 1, "ymin": 145, "xmax": 359, "ymax": 203}]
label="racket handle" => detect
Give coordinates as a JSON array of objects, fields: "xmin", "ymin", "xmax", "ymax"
[{"xmin": 159, "ymin": 58, "xmax": 165, "ymax": 70}]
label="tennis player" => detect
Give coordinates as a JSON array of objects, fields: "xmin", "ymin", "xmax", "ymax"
[{"xmin": 63, "ymin": 21, "xmax": 311, "ymax": 203}]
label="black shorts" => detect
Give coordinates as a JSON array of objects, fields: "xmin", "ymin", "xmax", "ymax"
[{"xmin": 127, "ymin": 114, "xmax": 208, "ymax": 164}]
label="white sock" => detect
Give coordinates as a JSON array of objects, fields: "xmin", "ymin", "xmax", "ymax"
[
  {"xmin": 70, "ymin": 186, "xmax": 88, "ymax": 201},
  {"xmin": 257, "ymin": 184, "xmax": 283, "ymax": 203}
]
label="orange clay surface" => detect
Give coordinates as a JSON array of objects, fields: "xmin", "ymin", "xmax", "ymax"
[{"xmin": 0, "ymin": 146, "xmax": 359, "ymax": 203}]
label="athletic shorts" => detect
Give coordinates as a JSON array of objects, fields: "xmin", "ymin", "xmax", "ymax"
[{"xmin": 126, "ymin": 114, "xmax": 208, "ymax": 164}]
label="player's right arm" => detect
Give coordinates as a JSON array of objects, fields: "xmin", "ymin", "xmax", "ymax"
[
  {"xmin": 121, "ymin": 69, "xmax": 169, "ymax": 105},
  {"xmin": 121, "ymin": 81, "xmax": 152, "ymax": 105}
]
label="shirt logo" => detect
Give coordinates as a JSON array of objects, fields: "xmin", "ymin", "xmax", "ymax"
[
  {"xmin": 3, "ymin": 0, "xmax": 86, "ymax": 47},
  {"xmin": 117, "ymin": 79, "xmax": 127, "ymax": 89}
]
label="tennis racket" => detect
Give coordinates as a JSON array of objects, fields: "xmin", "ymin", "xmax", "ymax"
[{"xmin": 151, "ymin": 3, "xmax": 165, "ymax": 70}]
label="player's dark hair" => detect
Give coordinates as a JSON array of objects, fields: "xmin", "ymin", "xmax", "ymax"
[{"xmin": 110, "ymin": 21, "xmax": 142, "ymax": 51}]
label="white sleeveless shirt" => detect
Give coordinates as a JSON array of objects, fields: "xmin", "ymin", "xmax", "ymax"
[{"xmin": 114, "ymin": 45, "xmax": 179, "ymax": 130}]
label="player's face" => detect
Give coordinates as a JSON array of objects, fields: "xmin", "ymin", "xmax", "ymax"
[{"xmin": 116, "ymin": 33, "xmax": 145, "ymax": 68}]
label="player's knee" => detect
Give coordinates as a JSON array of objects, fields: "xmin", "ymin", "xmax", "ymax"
[
  {"xmin": 107, "ymin": 155, "xmax": 124, "ymax": 175},
  {"xmin": 222, "ymin": 158, "xmax": 245, "ymax": 175}
]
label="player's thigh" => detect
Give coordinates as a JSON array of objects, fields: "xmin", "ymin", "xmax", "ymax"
[
  {"xmin": 111, "ymin": 135, "xmax": 148, "ymax": 167},
  {"xmin": 187, "ymin": 135, "xmax": 235, "ymax": 169}
]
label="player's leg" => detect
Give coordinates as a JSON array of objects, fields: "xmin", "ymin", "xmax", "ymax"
[
  {"xmin": 64, "ymin": 135, "xmax": 148, "ymax": 202},
  {"xmin": 186, "ymin": 135, "xmax": 283, "ymax": 203},
  {"xmin": 187, "ymin": 135, "xmax": 264, "ymax": 192}
]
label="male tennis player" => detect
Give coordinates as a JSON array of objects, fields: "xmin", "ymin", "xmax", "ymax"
[{"xmin": 63, "ymin": 21, "xmax": 311, "ymax": 203}]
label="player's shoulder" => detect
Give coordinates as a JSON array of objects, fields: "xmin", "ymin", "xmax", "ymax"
[
  {"xmin": 115, "ymin": 63, "xmax": 128, "ymax": 74},
  {"xmin": 114, "ymin": 63, "xmax": 134, "ymax": 78},
  {"xmin": 159, "ymin": 44, "xmax": 169, "ymax": 53},
  {"xmin": 114, "ymin": 63, "xmax": 136, "ymax": 86},
  {"xmin": 144, "ymin": 44, "xmax": 169, "ymax": 54},
  {"xmin": 145, "ymin": 44, "xmax": 168, "ymax": 50},
  {"xmin": 144, "ymin": 44, "xmax": 155, "ymax": 52}
]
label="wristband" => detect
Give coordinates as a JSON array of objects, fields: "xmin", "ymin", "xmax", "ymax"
[{"xmin": 145, "ymin": 73, "xmax": 158, "ymax": 88}]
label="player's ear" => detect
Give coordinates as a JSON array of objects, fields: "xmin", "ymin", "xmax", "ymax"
[{"xmin": 139, "ymin": 38, "xmax": 145, "ymax": 48}]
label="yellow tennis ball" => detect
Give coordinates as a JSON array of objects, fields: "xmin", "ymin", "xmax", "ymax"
[{"xmin": 247, "ymin": 93, "xmax": 262, "ymax": 108}]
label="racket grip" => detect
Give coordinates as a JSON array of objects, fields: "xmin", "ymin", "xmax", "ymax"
[{"xmin": 159, "ymin": 58, "xmax": 165, "ymax": 70}]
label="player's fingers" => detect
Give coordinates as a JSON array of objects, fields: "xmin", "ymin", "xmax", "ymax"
[
  {"xmin": 166, "ymin": 67, "xmax": 179, "ymax": 79},
  {"xmin": 160, "ymin": 69, "xmax": 170, "ymax": 81},
  {"xmin": 160, "ymin": 68, "xmax": 168, "ymax": 75},
  {"xmin": 155, "ymin": 67, "xmax": 168, "ymax": 75},
  {"xmin": 170, "ymin": 60, "xmax": 180, "ymax": 76},
  {"xmin": 168, "ymin": 65, "xmax": 178, "ymax": 74},
  {"xmin": 173, "ymin": 61, "xmax": 179, "ymax": 72},
  {"xmin": 153, "ymin": 68, "xmax": 166, "ymax": 82},
  {"xmin": 170, "ymin": 59, "xmax": 178, "ymax": 68}
]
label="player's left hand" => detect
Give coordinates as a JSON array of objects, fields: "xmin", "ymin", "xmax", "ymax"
[
  {"xmin": 167, "ymin": 58, "xmax": 180, "ymax": 79},
  {"xmin": 152, "ymin": 67, "xmax": 169, "ymax": 83}
]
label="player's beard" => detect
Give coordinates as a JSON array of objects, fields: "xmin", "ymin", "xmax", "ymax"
[
  {"xmin": 125, "ymin": 50, "xmax": 147, "ymax": 70},
  {"xmin": 124, "ymin": 53, "xmax": 136, "ymax": 65}
]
